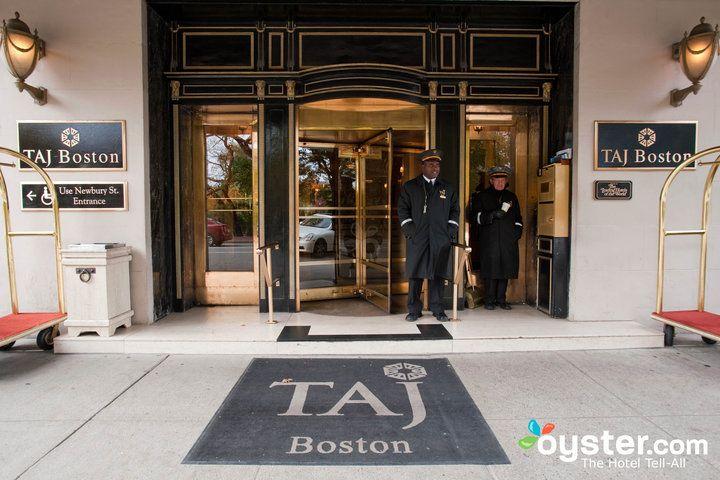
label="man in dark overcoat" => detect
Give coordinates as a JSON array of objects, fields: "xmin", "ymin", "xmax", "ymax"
[
  {"xmin": 469, "ymin": 165, "xmax": 523, "ymax": 310},
  {"xmin": 398, "ymin": 148, "xmax": 460, "ymax": 322}
]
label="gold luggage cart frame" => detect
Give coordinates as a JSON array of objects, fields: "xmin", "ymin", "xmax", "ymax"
[
  {"xmin": 652, "ymin": 145, "xmax": 720, "ymax": 347},
  {"xmin": 0, "ymin": 147, "xmax": 65, "ymax": 351}
]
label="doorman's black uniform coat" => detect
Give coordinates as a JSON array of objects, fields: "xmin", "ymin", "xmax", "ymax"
[
  {"xmin": 469, "ymin": 186, "xmax": 523, "ymax": 279},
  {"xmin": 398, "ymin": 175, "xmax": 460, "ymax": 280}
]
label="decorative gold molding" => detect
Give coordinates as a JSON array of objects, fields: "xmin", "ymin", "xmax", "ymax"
[
  {"xmin": 285, "ymin": 79, "xmax": 296, "ymax": 100},
  {"xmin": 255, "ymin": 79, "xmax": 266, "ymax": 100},
  {"xmin": 428, "ymin": 81, "xmax": 438, "ymax": 101},
  {"xmin": 170, "ymin": 80, "xmax": 180, "ymax": 100},
  {"xmin": 542, "ymin": 82, "xmax": 552, "ymax": 102},
  {"xmin": 458, "ymin": 81, "xmax": 468, "ymax": 101}
]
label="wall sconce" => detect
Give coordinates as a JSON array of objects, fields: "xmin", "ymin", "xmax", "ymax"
[
  {"xmin": 671, "ymin": 17, "xmax": 718, "ymax": 107},
  {"xmin": 1, "ymin": 12, "xmax": 47, "ymax": 105}
]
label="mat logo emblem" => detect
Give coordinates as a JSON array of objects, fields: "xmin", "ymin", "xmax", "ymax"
[
  {"xmin": 269, "ymin": 363, "xmax": 428, "ymax": 430},
  {"xmin": 383, "ymin": 362, "xmax": 426, "ymax": 381},
  {"xmin": 518, "ymin": 418, "xmax": 555, "ymax": 449}
]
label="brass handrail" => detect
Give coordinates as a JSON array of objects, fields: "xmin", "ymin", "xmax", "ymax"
[
  {"xmin": 450, "ymin": 242, "xmax": 472, "ymax": 321},
  {"xmin": 656, "ymin": 148, "xmax": 720, "ymax": 313},
  {"xmin": 0, "ymin": 147, "xmax": 64, "ymax": 315},
  {"xmin": 256, "ymin": 241, "xmax": 280, "ymax": 324}
]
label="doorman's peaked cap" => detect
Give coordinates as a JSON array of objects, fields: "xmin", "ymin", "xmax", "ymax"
[{"xmin": 418, "ymin": 148, "xmax": 444, "ymax": 162}]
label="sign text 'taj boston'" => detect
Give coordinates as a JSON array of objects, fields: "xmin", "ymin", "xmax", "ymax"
[
  {"xmin": 594, "ymin": 121, "xmax": 697, "ymax": 170},
  {"xmin": 18, "ymin": 121, "xmax": 126, "ymax": 170}
]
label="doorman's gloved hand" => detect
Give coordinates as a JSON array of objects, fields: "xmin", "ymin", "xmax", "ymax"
[
  {"xmin": 447, "ymin": 222, "xmax": 459, "ymax": 240},
  {"xmin": 491, "ymin": 209, "xmax": 506, "ymax": 220},
  {"xmin": 513, "ymin": 224, "xmax": 523, "ymax": 241},
  {"xmin": 401, "ymin": 221, "xmax": 416, "ymax": 239}
]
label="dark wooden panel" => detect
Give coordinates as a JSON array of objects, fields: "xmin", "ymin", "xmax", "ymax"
[
  {"xmin": 299, "ymin": 32, "xmax": 425, "ymax": 69},
  {"xmin": 549, "ymin": 10, "xmax": 574, "ymax": 156},
  {"xmin": 269, "ymin": 32, "xmax": 283, "ymax": 69},
  {"xmin": 469, "ymin": 85, "xmax": 540, "ymax": 98},
  {"xmin": 435, "ymin": 104, "xmax": 461, "ymax": 310},
  {"xmin": 261, "ymin": 103, "xmax": 293, "ymax": 312},
  {"xmin": 147, "ymin": 5, "xmax": 175, "ymax": 319},
  {"xmin": 183, "ymin": 84, "xmax": 255, "ymax": 96},
  {"xmin": 440, "ymin": 33, "xmax": 455, "ymax": 69},
  {"xmin": 183, "ymin": 32, "xmax": 254, "ymax": 69},
  {"xmin": 470, "ymin": 34, "xmax": 539, "ymax": 71}
]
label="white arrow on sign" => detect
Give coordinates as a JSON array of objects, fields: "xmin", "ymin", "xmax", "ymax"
[{"xmin": 26, "ymin": 190, "xmax": 36, "ymax": 202}]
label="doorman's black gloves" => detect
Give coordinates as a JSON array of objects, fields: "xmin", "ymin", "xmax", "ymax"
[
  {"xmin": 401, "ymin": 221, "xmax": 416, "ymax": 239},
  {"xmin": 447, "ymin": 223, "xmax": 459, "ymax": 240},
  {"xmin": 491, "ymin": 209, "xmax": 506, "ymax": 220}
]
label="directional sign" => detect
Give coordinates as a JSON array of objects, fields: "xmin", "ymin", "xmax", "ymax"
[{"xmin": 21, "ymin": 182, "xmax": 127, "ymax": 211}]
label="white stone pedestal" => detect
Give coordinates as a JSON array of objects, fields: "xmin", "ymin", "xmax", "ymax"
[{"xmin": 61, "ymin": 244, "xmax": 134, "ymax": 337}]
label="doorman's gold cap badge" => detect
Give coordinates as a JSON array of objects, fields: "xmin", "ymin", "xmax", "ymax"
[{"xmin": 418, "ymin": 148, "xmax": 443, "ymax": 163}]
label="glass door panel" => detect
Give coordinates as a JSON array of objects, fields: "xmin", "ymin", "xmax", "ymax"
[
  {"xmin": 358, "ymin": 130, "xmax": 392, "ymax": 312},
  {"xmin": 205, "ymin": 127, "xmax": 255, "ymax": 272},
  {"xmin": 297, "ymin": 145, "xmax": 358, "ymax": 298}
]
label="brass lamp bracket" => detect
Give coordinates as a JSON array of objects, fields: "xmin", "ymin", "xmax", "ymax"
[
  {"xmin": 16, "ymin": 81, "xmax": 47, "ymax": 105},
  {"xmin": 670, "ymin": 83, "xmax": 702, "ymax": 108}
]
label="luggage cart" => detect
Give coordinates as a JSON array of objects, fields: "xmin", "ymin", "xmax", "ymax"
[
  {"xmin": 0, "ymin": 147, "xmax": 65, "ymax": 351},
  {"xmin": 652, "ymin": 145, "xmax": 720, "ymax": 347}
]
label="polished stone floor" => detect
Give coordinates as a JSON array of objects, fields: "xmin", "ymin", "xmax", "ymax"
[
  {"xmin": 1, "ymin": 342, "xmax": 719, "ymax": 479},
  {"xmin": 53, "ymin": 304, "xmax": 664, "ymax": 354}
]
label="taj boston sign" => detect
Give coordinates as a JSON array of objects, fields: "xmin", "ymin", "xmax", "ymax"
[
  {"xmin": 18, "ymin": 121, "xmax": 126, "ymax": 170},
  {"xmin": 594, "ymin": 121, "xmax": 697, "ymax": 170},
  {"xmin": 184, "ymin": 358, "xmax": 509, "ymax": 465}
]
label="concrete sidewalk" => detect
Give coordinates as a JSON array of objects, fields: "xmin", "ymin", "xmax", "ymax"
[{"xmin": 1, "ymin": 344, "xmax": 719, "ymax": 479}]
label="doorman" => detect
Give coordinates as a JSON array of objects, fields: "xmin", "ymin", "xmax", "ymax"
[
  {"xmin": 398, "ymin": 148, "xmax": 460, "ymax": 322},
  {"xmin": 468, "ymin": 164, "xmax": 523, "ymax": 310}
]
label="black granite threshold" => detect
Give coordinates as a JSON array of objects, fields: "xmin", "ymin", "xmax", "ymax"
[{"xmin": 276, "ymin": 324, "xmax": 453, "ymax": 342}]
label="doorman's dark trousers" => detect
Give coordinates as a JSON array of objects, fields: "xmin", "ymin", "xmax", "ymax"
[
  {"xmin": 407, "ymin": 277, "xmax": 445, "ymax": 315},
  {"xmin": 484, "ymin": 278, "xmax": 509, "ymax": 305}
]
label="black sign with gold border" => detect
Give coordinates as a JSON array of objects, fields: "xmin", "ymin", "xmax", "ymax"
[
  {"xmin": 20, "ymin": 182, "xmax": 128, "ymax": 211},
  {"xmin": 594, "ymin": 180, "xmax": 633, "ymax": 200},
  {"xmin": 18, "ymin": 121, "xmax": 126, "ymax": 171},
  {"xmin": 594, "ymin": 121, "xmax": 697, "ymax": 170}
]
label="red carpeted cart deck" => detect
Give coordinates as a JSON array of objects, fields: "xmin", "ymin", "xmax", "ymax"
[
  {"xmin": 0, "ymin": 313, "xmax": 67, "ymax": 349},
  {"xmin": 652, "ymin": 311, "xmax": 720, "ymax": 345}
]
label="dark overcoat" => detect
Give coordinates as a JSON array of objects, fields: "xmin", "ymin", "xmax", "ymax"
[
  {"xmin": 468, "ymin": 186, "xmax": 523, "ymax": 279},
  {"xmin": 398, "ymin": 175, "xmax": 460, "ymax": 280}
]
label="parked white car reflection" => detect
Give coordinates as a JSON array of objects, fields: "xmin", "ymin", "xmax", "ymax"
[{"xmin": 299, "ymin": 214, "xmax": 335, "ymax": 257}]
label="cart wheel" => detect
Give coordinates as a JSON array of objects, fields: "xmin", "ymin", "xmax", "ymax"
[
  {"xmin": 663, "ymin": 324, "xmax": 675, "ymax": 347},
  {"xmin": 0, "ymin": 341, "xmax": 15, "ymax": 351},
  {"xmin": 36, "ymin": 327, "xmax": 56, "ymax": 351},
  {"xmin": 701, "ymin": 336, "xmax": 717, "ymax": 345}
]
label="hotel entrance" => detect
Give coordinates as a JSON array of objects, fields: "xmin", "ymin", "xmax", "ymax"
[{"xmin": 295, "ymin": 98, "xmax": 426, "ymax": 313}]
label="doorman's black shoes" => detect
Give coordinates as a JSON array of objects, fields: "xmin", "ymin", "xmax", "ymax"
[
  {"xmin": 434, "ymin": 312, "xmax": 450, "ymax": 322},
  {"xmin": 405, "ymin": 313, "xmax": 420, "ymax": 322},
  {"xmin": 484, "ymin": 303, "xmax": 496, "ymax": 310},
  {"xmin": 498, "ymin": 302, "xmax": 512, "ymax": 310}
]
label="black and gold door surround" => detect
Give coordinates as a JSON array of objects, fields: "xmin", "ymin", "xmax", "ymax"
[{"xmin": 147, "ymin": 1, "xmax": 575, "ymax": 315}]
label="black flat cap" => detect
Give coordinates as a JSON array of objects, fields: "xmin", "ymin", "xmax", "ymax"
[{"xmin": 418, "ymin": 148, "xmax": 443, "ymax": 162}]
